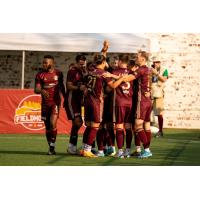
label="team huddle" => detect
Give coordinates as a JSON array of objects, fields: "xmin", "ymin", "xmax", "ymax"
[{"xmin": 34, "ymin": 41, "xmax": 164, "ymax": 159}]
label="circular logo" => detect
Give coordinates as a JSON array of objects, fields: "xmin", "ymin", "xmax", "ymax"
[{"xmin": 14, "ymin": 94, "xmax": 45, "ymax": 131}]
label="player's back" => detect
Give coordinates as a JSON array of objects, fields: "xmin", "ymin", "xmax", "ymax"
[
  {"xmin": 135, "ymin": 65, "xmax": 152, "ymax": 101},
  {"xmin": 85, "ymin": 68, "xmax": 108, "ymax": 103},
  {"xmin": 112, "ymin": 67, "xmax": 133, "ymax": 107}
]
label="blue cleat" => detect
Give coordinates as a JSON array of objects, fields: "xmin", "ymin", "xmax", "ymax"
[
  {"xmin": 105, "ymin": 146, "xmax": 114, "ymax": 156},
  {"xmin": 138, "ymin": 150, "xmax": 152, "ymax": 158}
]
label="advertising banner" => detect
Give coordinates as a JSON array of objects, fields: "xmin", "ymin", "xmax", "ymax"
[{"xmin": 0, "ymin": 89, "xmax": 82, "ymax": 134}]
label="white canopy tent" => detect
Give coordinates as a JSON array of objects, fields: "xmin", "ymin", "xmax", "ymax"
[{"xmin": 0, "ymin": 33, "xmax": 150, "ymax": 88}]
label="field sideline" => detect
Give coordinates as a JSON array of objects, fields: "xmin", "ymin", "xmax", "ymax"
[{"xmin": 0, "ymin": 129, "xmax": 200, "ymax": 166}]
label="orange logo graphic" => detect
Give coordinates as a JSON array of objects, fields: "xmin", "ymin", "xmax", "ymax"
[{"xmin": 14, "ymin": 95, "xmax": 45, "ymax": 130}]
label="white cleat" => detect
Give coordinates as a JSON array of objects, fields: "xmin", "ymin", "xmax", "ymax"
[{"xmin": 67, "ymin": 144, "xmax": 77, "ymax": 155}]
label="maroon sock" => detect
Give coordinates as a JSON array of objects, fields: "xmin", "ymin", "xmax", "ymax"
[
  {"xmin": 125, "ymin": 129, "xmax": 133, "ymax": 149},
  {"xmin": 51, "ymin": 129, "xmax": 57, "ymax": 143},
  {"xmin": 158, "ymin": 115, "xmax": 163, "ymax": 132},
  {"xmin": 46, "ymin": 130, "xmax": 52, "ymax": 145},
  {"xmin": 134, "ymin": 132, "xmax": 141, "ymax": 146},
  {"xmin": 82, "ymin": 126, "xmax": 91, "ymax": 144},
  {"xmin": 69, "ymin": 125, "xmax": 79, "ymax": 146},
  {"xmin": 97, "ymin": 128, "xmax": 104, "ymax": 151},
  {"xmin": 145, "ymin": 130, "xmax": 152, "ymax": 148},
  {"xmin": 116, "ymin": 129, "xmax": 124, "ymax": 149},
  {"xmin": 87, "ymin": 127, "xmax": 98, "ymax": 146},
  {"xmin": 137, "ymin": 129, "xmax": 148, "ymax": 149},
  {"xmin": 107, "ymin": 127, "xmax": 115, "ymax": 146}
]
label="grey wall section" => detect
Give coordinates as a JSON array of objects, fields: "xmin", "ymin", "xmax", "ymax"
[
  {"xmin": 0, "ymin": 51, "xmax": 22, "ymax": 88},
  {"xmin": 0, "ymin": 51, "xmax": 135, "ymax": 89}
]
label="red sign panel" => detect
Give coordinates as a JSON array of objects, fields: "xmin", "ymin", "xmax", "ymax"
[{"xmin": 0, "ymin": 89, "xmax": 84, "ymax": 134}]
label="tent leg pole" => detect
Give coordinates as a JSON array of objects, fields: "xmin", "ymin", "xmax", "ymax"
[{"xmin": 21, "ymin": 50, "xmax": 25, "ymax": 89}]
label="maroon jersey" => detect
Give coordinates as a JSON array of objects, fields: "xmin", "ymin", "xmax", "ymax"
[
  {"xmin": 84, "ymin": 68, "xmax": 112, "ymax": 123},
  {"xmin": 133, "ymin": 65, "xmax": 152, "ymax": 101},
  {"xmin": 65, "ymin": 67, "xmax": 84, "ymax": 105},
  {"xmin": 35, "ymin": 69, "xmax": 64, "ymax": 105},
  {"xmin": 85, "ymin": 68, "xmax": 112, "ymax": 103},
  {"xmin": 112, "ymin": 67, "xmax": 133, "ymax": 107}
]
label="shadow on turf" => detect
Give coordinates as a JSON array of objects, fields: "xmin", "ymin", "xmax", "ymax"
[{"xmin": 0, "ymin": 150, "xmax": 70, "ymax": 156}]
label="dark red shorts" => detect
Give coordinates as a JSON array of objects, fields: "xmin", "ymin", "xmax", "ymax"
[
  {"xmin": 41, "ymin": 103, "xmax": 60, "ymax": 121},
  {"xmin": 64, "ymin": 97, "xmax": 81, "ymax": 120},
  {"xmin": 113, "ymin": 106, "xmax": 132, "ymax": 124},
  {"xmin": 84, "ymin": 98, "xmax": 103, "ymax": 123},
  {"xmin": 136, "ymin": 99, "xmax": 152, "ymax": 122}
]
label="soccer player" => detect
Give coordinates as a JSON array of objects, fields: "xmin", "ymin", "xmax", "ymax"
[
  {"xmin": 128, "ymin": 60, "xmax": 142, "ymax": 156},
  {"xmin": 64, "ymin": 54, "xmax": 87, "ymax": 154},
  {"xmin": 123, "ymin": 51, "xmax": 159, "ymax": 158},
  {"xmin": 151, "ymin": 59, "xmax": 168, "ymax": 137},
  {"xmin": 110, "ymin": 54, "xmax": 134, "ymax": 158},
  {"xmin": 34, "ymin": 55, "xmax": 65, "ymax": 155},
  {"xmin": 81, "ymin": 54, "xmax": 127, "ymax": 158}
]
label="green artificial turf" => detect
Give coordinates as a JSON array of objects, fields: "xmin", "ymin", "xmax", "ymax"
[{"xmin": 0, "ymin": 129, "xmax": 200, "ymax": 166}]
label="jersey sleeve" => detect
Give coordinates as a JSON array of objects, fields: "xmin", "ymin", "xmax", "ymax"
[
  {"xmin": 35, "ymin": 73, "xmax": 42, "ymax": 89},
  {"xmin": 67, "ymin": 69, "xmax": 76, "ymax": 82}
]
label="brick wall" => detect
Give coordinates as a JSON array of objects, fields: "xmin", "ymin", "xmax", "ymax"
[{"xmin": 146, "ymin": 33, "xmax": 200, "ymax": 129}]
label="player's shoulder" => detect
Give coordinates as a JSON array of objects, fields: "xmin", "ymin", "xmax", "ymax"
[
  {"xmin": 54, "ymin": 68, "xmax": 63, "ymax": 74},
  {"xmin": 68, "ymin": 66, "xmax": 81, "ymax": 75},
  {"xmin": 35, "ymin": 70, "xmax": 45, "ymax": 79}
]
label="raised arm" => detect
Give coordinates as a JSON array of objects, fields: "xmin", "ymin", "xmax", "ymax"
[{"xmin": 101, "ymin": 40, "xmax": 109, "ymax": 57}]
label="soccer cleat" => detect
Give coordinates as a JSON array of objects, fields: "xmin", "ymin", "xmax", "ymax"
[
  {"xmin": 138, "ymin": 150, "xmax": 152, "ymax": 158},
  {"xmin": 47, "ymin": 148, "xmax": 56, "ymax": 155},
  {"xmin": 116, "ymin": 150, "xmax": 124, "ymax": 158},
  {"xmin": 105, "ymin": 146, "xmax": 114, "ymax": 156},
  {"xmin": 131, "ymin": 151, "xmax": 142, "ymax": 157},
  {"xmin": 124, "ymin": 149, "xmax": 131, "ymax": 158},
  {"xmin": 96, "ymin": 151, "xmax": 105, "ymax": 157},
  {"xmin": 67, "ymin": 144, "xmax": 77, "ymax": 154},
  {"xmin": 83, "ymin": 150, "xmax": 97, "ymax": 158},
  {"xmin": 91, "ymin": 148, "xmax": 98, "ymax": 155},
  {"xmin": 110, "ymin": 151, "xmax": 116, "ymax": 156},
  {"xmin": 155, "ymin": 131, "xmax": 163, "ymax": 138}
]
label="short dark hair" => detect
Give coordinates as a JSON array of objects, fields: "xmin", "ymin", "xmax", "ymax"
[
  {"xmin": 76, "ymin": 54, "xmax": 86, "ymax": 62},
  {"xmin": 94, "ymin": 53, "xmax": 106, "ymax": 65},
  {"xmin": 44, "ymin": 55, "xmax": 54, "ymax": 60},
  {"xmin": 119, "ymin": 54, "xmax": 129, "ymax": 64},
  {"xmin": 129, "ymin": 59, "xmax": 136, "ymax": 67},
  {"xmin": 138, "ymin": 51, "xmax": 149, "ymax": 61}
]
